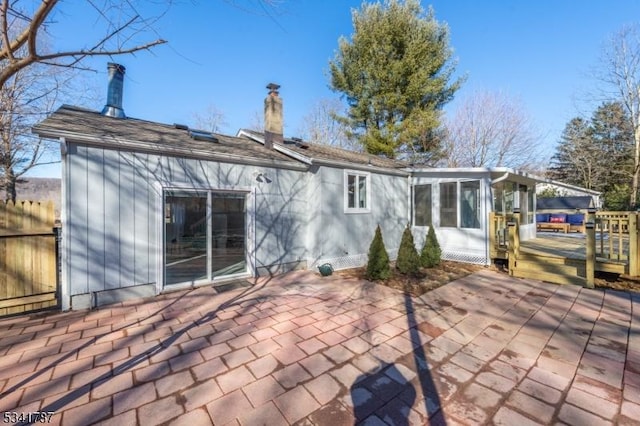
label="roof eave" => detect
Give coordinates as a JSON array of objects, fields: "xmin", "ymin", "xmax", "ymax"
[
  {"xmin": 33, "ymin": 127, "xmax": 309, "ymax": 172},
  {"xmin": 238, "ymin": 130, "xmax": 408, "ymax": 176},
  {"xmin": 310, "ymin": 157, "xmax": 409, "ymax": 176}
]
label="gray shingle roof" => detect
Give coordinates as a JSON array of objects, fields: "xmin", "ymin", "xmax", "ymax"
[
  {"xmin": 35, "ymin": 106, "xmax": 410, "ymax": 172},
  {"xmin": 33, "ymin": 105, "xmax": 300, "ymax": 166},
  {"xmin": 241, "ymin": 129, "xmax": 408, "ymax": 170},
  {"xmin": 537, "ymin": 196, "xmax": 594, "ymax": 210}
]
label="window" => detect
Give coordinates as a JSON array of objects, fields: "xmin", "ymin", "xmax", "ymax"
[
  {"xmin": 518, "ymin": 184, "xmax": 529, "ymax": 224},
  {"xmin": 344, "ymin": 171, "xmax": 370, "ymax": 212},
  {"xmin": 460, "ymin": 181, "xmax": 481, "ymax": 228},
  {"xmin": 527, "ymin": 186, "xmax": 535, "ymax": 224},
  {"xmin": 164, "ymin": 190, "xmax": 247, "ymax": 286},
  {"xmin": 414, "ymin": 184, "xmax": 432, "ymax": 226},
  {"xmin": 440, "ymin": 182, "xmax": 457, "ymax": 227}
]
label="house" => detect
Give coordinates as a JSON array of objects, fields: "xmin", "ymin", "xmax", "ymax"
[
  {"xmin": 536, "ymin": 196, "xmax": 594, "ymax": 214},
  {"xmin": 536, "ymin": 179, "xmax": 602, "ymax": 209},
  {"xmin": 411, "ymin": 168, "xmax": 539, "ymax": 262},
  {"xmin": 33, "ymin": 63, "xmax": 541, "ymax": 311}
]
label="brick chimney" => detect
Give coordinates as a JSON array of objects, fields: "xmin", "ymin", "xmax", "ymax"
[
  {"xmin": 101, "ymin": 63, "xmax": 126, "ymax": 118},
  {"xmin": 264, "ymin": 83, "xmax": 283, "ymax": 149}
]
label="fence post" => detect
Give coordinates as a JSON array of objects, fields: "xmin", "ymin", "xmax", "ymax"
[
  {"xmin": 585, "ymin": 219, "xmax": 595, "ymax": 289},
  {"xmin": 512, "ymin": 207, "xmax": 521, "ymax": 229},
  {"xmin": 508, "ymin": 213, "xmax": 520, "ymax": 277},
  {"xmin": 489, "ymin": 212, "xmax": 496, "ymax": 259},
  {"xmin": 629, "ymin": 213, "xmax": 639, "ymax": 277}
]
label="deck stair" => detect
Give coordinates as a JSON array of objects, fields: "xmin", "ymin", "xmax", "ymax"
[
  {"xmin": 490, "ymin": 209, "xmax": 640, "ymax": 288},
  {"xmin": 511, "ymin": 251, "xmax": 585, "ymax": 286}
]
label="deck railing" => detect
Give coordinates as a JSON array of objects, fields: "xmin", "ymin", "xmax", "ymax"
[
  {"xmin": 490, "ymin": 209, "xmax": 640, "ymax": 287},
  {"xmin": 489, "ymin": 212, "xmax": 509, "ymax": 258},
  {"xmin": 595, "ymin": 211, "xmax": 639, "ymax": 275}
]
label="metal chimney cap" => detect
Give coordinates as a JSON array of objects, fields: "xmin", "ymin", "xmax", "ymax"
[
  {"xmin": 102, "ymin": 62, "xmax": 126, "ymax": 118},
  {"xmin": 266, "ymin": 83, "xmax": 280, "ymax": 93},
  {"xmin": 107, "ymin": 62, "xmax": 126, "ymax": 72}
]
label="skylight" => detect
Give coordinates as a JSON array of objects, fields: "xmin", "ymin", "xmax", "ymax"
[{"xmin": 189, "ymin": 130, "xmax": 218, "ymax": 142}]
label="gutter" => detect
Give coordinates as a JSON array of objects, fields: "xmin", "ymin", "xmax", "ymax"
[{"xmin": 491, "ymin": 171, "xmax": 510, "ymax": 185}]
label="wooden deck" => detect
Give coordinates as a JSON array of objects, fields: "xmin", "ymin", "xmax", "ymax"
[
  {"xmin": 520, "ymin": 233, "xmax": 627, "ymax": 275},
  {"xmin": 490, "ymin": 210, "xmax": 640, "ymax": 287}
]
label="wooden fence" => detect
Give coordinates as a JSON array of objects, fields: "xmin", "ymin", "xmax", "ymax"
[{"xmin": 0, "ymin": 200, "xmax": 58, "ymax": 316}]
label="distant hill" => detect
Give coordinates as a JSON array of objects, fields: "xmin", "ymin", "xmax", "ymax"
[{"xmin": 14, "ymin": 177, "xmax": 61, "ymax": 218}]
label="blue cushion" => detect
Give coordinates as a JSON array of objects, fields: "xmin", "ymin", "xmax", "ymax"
[
  {"xmin": 536, "ymin": 213, "xmax": 550, "ymax": 223},
  {"xmin": 567, "ymin": 214, "xmax": 584, "ymax": 225}
]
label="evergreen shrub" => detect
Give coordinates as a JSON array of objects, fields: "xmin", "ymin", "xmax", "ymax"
[
  {"xmin": 366, "ymin": 225, "xmax": 391, "ymax": 280},
  {"xmin": 396, "ymin": 224, "xmax": 420, "ymax": 275},
  {"xmin": 421, "ymin": 226, "xmax": 442, "ymax": 268}
]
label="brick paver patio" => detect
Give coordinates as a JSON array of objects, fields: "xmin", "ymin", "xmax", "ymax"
[{"xmin": 0, "ymin": 269, "xmax": 639, "ymax": 425}]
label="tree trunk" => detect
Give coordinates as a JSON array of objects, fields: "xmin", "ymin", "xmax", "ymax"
[
  {"xmin": 632, "ymin": 123, "xmax": 640, "ymax": 210},
  {"xmin": 3, "ymin": 168, "xmax": 17, "ymax": 202}
]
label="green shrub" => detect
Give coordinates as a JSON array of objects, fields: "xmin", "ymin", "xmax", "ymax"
[
  {"xmin": 396, "ymin": 224, "xmax": 420, "ymax": 275},
  {"xmin": 366, "ymin": 225, "xmax": 391, "ymax": 280},
  {"xmin": 421, "ymin": 226, "xmax": 442, "ymax": 268}
]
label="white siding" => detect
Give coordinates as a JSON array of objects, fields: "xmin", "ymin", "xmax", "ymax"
[
  {"xmin": 68, "ymin": 145, "xmax": 89, "ymax": 294},
  {"xmin": 308, "ymin": 166, "xmax": 408, "ymax": 269},
  {"xmin": 412, "ymin": 171, "xmax": 492, "ymax": 265},
  {"xmin": 65, "ymin": 143, "xmax": 309, "ymax": 302},
  {"xmin": 133, "ymin": 153, "xmax": 151, "ymax": 284}
]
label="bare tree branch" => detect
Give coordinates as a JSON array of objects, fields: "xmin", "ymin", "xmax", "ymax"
[
  {"xmin": 442, "ymin": 90, "xmax": 543, "ymax": 171},
  {"xmin": 0, "ymin": 1, "xmax": 168, "ymax": 88},
  {"xmin": 298, "ymin": 98, "xmax": 360, "ymax": 151},
  {"xmin": 191, "ymin": 104, "xmax": 228, "ymax": 134},
  {"xmin": 592, "ymin": 24, "xmax": 640, "ymax": 207}
]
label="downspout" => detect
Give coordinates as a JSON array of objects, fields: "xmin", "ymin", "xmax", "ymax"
[
  {"xmin": 59, "ymin": 137, "xmax": 71, "ymax": 311},
  {"xmin": 484, "ymin": 176, "xmax": 491, "ymax": 265},
  {"xmin": 407, "ymin": 174, "xmax": 412, "ymax": 225}
]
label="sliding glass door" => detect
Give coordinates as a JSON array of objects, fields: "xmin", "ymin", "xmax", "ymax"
[
  {"xmin": 211, "ymin": 193, "xmax": 246, "ymax": 277},
  {"xmin": 164, "ymin": 190, "xmax": 247, "ymax": 287}
]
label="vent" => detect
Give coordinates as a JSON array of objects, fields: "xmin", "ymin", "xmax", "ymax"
[
  {"xmin": 174, "ymin": 123, "xmax": 189, "ymax": 130},
  {"xmin": 285, "ymin": 136, "xmax": 309, "ymax": 149},
  {"xmin": 189, "ymin": 130, "xmax": 218, "ymax": 142},
  {"xmin": 101, "ymin": 63, "xmax": 126, "ymax": 118}
]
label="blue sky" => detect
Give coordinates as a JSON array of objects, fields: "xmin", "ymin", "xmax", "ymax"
[{"xmin": 28, "ymin": 0, "xmax": 640, "ymax": 177}]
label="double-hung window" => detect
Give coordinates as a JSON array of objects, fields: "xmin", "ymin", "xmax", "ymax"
[
  {"xmin": 344, "ymin": 171, "xmax": 370, "ymax": 213},
  {"xmin": 460, "ymin": 181, "xmax": 481, "ymax": 229},
  {"xmin": 440, "ymin": 182, "xmax": 457, "ymax": 227}
]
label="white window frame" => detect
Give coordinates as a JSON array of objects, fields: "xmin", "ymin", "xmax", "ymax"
[
  {"xmin": 460, "ymin": 180, "xmax": 481, "ymax": 229},
  {"xmin": 439, "ymin": 181, "xmax": 458, "ymax": 227},
  {"xmin": 344, "ymin": 170, "xmax": 371, "ymax": 213},
  {"xmin": 413, "ymin": 184, "xmax": 432, "ymax": 227}
]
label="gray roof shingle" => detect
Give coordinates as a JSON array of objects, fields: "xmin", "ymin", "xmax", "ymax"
[
  {"xmin": 35, "ymin": 106, "xmax": 409, "ymax": 172},
  {"xmin": 537, "ymin": 196, "xmax": 594, "ymax": 210},
  {"xmin": 33, "ymin": 105, "xmax": 300, "ymax": 166},
  {"xmin": 241, "ymin": 129, "xmax": 409, "ymax": 170}
]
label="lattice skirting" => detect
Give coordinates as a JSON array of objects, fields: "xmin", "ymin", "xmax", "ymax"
[
  {"xmin": 312, "ymin": 248, "xmax": 398, "ymax": 271},
  {"xmin": 312, "ymin": 247, "xmax": 487, "ymax": 271},
  {"xmin": 441, "ymin": 250, "xmax": 488, "ymax": 265}
]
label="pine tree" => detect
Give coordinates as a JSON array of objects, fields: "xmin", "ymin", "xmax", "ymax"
[
  {"xmin": 366, "ymin": 225, "xmax": 391, "ymax": 280},
  {"xmin": 421, "ymin": 226, "xmax": 442, "ymax": 268},
  {"xmin": 396, "ymin": 224, "xmax": 420, "ymax": 275},
  {"xmin": 329, "ymin": 0, "xmax": 462, "ymax": 161}
]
